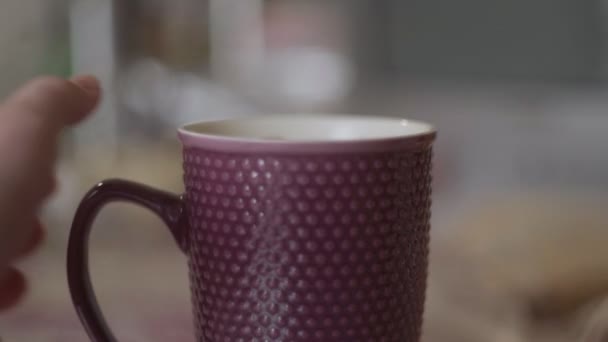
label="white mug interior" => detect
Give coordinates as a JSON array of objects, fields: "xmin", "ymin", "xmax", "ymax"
[{"xmin": 179, "ymin": 114, "xmax": 434, "ymax": 142}]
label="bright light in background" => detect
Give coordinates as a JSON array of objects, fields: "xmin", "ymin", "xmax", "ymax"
[
  {"xmin": 207, "ymin": 0, "xmax": 356, "ymax": 113},
  {"xmin": 265, "ymin": 46, "xmax": 355, "ymax": 108}
]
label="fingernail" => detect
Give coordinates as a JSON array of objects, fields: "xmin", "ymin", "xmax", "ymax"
[
  {"xmin": 72, "ymin": 75, "xmax": 101, "ymax": 95},
  {"xmin": 16, "ymin": 220, "xmax": 45, "ymax": 259}
]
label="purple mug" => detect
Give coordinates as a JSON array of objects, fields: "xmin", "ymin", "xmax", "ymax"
[{"xmin": 67, "ymin": 114, "xmax": 436, "ymax": 341}]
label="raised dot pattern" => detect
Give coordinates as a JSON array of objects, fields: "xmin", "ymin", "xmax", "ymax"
[{"xmin": 183, "ymin": 148, "xmax": 433, "ymax": 341}]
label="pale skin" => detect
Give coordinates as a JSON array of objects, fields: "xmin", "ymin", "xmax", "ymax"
[{"xmin": 0, "ymin": 75, "xmax": 101, "ymax": 311}]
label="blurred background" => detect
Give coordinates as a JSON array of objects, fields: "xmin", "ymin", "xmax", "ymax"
[{"xmin": 2, "ymin": 0, "xmax": 608, "ymax": 341}]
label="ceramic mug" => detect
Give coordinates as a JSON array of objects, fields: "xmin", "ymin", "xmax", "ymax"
[{"xmin": 67, "ymin": 114, "xmax": 436, "ymax": 341}]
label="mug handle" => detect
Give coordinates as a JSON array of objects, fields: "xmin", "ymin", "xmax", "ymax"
[{"xmin": 67, "ymin": 179, "xmax": 189, "ymax": 342}]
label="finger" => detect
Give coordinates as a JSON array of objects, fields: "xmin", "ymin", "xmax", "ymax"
[
  {"xmin": 69, "ymin": 74, "xmax": 102, "ymax": 124},
  {"xmin": 1, "ymin": 75, "xmax": 101, "ymax": 136},
  {"xmin": 0, "ymin": 76, "xmax": 98, "ymax": 203},
  {"xmin": 0, "ymin": 217, "xmax": 40, "ymax": 266},
  {"xmin": 0, "ymin": 268, "xmax": 26, "ymax": 311},
  {"xmin": 14, "ymin": 219, "xmax": 44, "ymax": 259}
]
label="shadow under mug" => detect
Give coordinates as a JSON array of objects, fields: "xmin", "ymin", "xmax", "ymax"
[{"xmin": 67, "ymin": 114, "xmax": 436, "ymax": 342}]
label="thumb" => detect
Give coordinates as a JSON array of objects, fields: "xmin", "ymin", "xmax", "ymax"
[{"xmin": 1, "ymin": 75, "xmax": 101, "ymax": 135}]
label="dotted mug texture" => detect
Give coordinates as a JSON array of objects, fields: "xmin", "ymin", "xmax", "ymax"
[{"xmin": 183, "ymin": 147, "xmax": 433, "ymax": 342}]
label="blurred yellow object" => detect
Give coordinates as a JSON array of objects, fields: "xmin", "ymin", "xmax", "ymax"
[
  {"xmin": 447, "ymin": 192, "xmax": 608, "ymax": 318},
  {"xmin": 425, "ymin": 191, "xmax": 608, "ymax": 341}
]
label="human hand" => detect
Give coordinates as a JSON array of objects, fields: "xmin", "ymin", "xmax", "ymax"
[{"xmin": 0, "ymin": 75, "xmax": 101, "ymax": 311}]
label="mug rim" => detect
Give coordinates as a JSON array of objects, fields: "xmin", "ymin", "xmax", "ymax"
[{"xmin": 178, "ymin": 114, "xmax": 436, "ymax": 154}]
